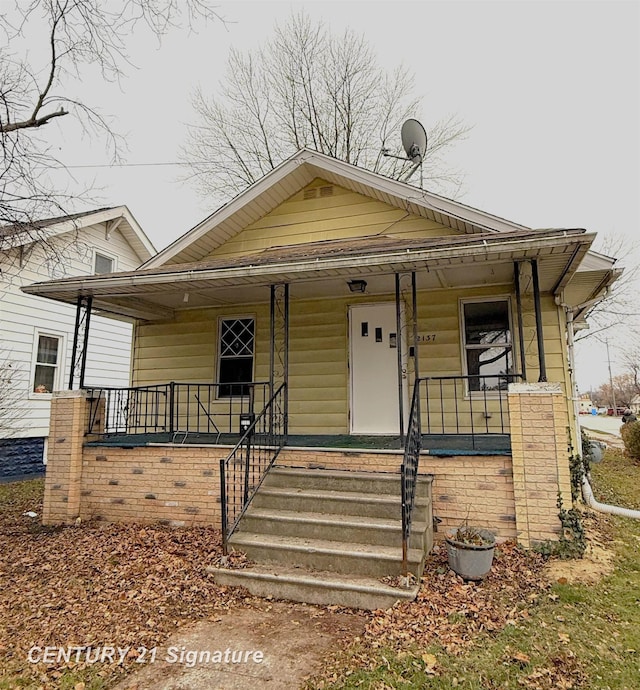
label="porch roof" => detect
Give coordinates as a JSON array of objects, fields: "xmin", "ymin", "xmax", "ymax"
[{"xmin": 21, "ymin": 226, "xmax": 611, "ymax": 322}]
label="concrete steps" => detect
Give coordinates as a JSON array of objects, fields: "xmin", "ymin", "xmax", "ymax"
[
  {"xmin": 207, "ymin": 465, "xmax": 434, "ymax": 610},
  {"xmin": 210, "ymin": 564, "xmax": 420, "ymax": 611}
]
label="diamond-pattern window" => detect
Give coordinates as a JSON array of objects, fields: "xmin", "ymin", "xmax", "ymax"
[
  {"xmin": 220, "ymin": 319, "xmax": 254, "ymax": 357},
  {"xmin": 218, "ymin": 318, "xmax": 255, "ymax": 397}
]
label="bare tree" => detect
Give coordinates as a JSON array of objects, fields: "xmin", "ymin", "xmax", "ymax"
[
  {"xmin": 182, "ymin": 11, "xmax": 470, "ymax": 202},
  {"xmin": 591, "ymin": 373, "xmax": 639, "ymax": 410},
  {"xmin": 622, "ymin": 346, "xmax": 640, "ymax": 392},
  {"xmin": 0, "ymin": 0, "xmax": 224, "ymax": 249},
  {"xmin": 574, "ymin": 233, "xmax": 640, "ymax": 343}
]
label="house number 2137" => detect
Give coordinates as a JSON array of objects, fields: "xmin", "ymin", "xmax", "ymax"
[{"xmin": 417, "ymin": 334, "xmax": 436, "ymax": 342}]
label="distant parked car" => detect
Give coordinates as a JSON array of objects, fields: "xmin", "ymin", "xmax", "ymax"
[{"xmin": 597, "ymin": 407, "xmax": 608, "ymax": 415}]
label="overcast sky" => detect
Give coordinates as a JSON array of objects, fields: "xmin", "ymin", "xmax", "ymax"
[{"xmin": 41, "ymin": 0, "xmax": 639, "ymax": 389}]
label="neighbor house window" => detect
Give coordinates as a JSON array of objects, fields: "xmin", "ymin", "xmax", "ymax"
[
  {"xmin": 32, "ymin": 335, "xmax": 61, "ymax": 394},
  {"xmin": 94, "ymin": 252, "xmax": 114, "ymax": 274},
  {"xmin": 218, "ymin": 318, "xmax": 255, "ymax": 396},
  {"xmin": 461, "ymin": 299, "xmax": 513, "ymax": 391}
]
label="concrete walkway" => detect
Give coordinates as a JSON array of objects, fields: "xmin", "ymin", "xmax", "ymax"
[{"xmin": 114, "ymin": 601, "xmax": 366, "ymax": 690}]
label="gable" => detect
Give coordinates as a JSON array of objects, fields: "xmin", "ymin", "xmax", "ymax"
[
  {"xmin": 207, "ymin": 179, "xmax": 462, "ymax": 260},
  {"xmin": 146, "ymin": 149, "xmax": 528, "ymax": 269}
]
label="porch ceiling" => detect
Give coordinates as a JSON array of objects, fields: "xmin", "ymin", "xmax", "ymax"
[{"xmin": 22, "ymin": 228, "xmax": 601, "ymax": 321}]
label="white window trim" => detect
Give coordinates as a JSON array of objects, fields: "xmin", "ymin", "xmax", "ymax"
[
  {"xmin": 216, "ymin": 315, "xmax": 256, "ymax": 394},
  {"xmin": 29, "ymin": 328, "xmax": 66, "ymax": 400},
  {"xmin": 93, "ymin": 247, "xmax": 118, "ymax": 275},
  {"xmin": 458, "ymin": 295, "xmax": 514, "ymax": 397}
]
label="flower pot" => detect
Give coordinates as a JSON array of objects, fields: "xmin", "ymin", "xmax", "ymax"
[{"xmin": 445, "ymin": 528, "xmax": 496, "ymax": 581}]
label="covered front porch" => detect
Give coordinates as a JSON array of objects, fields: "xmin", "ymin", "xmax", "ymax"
[{"xmin": 26, "ymin": 225, "xmax": 601, "ymax": 552}]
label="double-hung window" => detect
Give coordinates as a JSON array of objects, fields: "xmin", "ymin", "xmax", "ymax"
[
  {"xmin": 218, "ymin": 318, "xmax": 255, "ymax": 396},
  {"xmin": 461, "ymin": 299, "xmax": 513, "ymax": 391},
  {"xmin": 32, "ymin": 334, "xmax": 61, "ymax": 394}
]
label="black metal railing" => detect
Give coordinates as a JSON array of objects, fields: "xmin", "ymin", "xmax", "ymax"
[
  {"xmin": 401, "ymin": 381, "xmax": 422, "ymax": 576},
  {"xmin": 85, "ymin": 381, "xmax": 270, "ymax": 441},
  {"xmin": 220, "ymin": 383, "xmax": 286, "ymax": 553},
  {"xmin": 418, "ymin": 374, "xmax": 522, "ymax": 448}
]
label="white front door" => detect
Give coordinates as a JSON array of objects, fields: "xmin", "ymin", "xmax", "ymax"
[{"xmin": 349, "ymin": 303, "xmax": 403, "ymax": 435}]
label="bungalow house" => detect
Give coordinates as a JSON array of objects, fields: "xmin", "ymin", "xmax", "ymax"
[
  {"xmin": 23, "ymin": 150, "xmax": 619, "ymax": 608},
  {"xmin": 0, "ymin": 207, "xmax": 154, "ymax": 480}
]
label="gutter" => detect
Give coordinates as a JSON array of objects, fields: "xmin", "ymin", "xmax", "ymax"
[{"xmin": 23, "ymin": 232, "xmax": 593, "ymax": 300}]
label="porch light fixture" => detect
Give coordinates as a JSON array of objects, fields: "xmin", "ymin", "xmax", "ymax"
[{"xmin": 347, "ymin": 279, "xmax": 367, "ymax": 293}]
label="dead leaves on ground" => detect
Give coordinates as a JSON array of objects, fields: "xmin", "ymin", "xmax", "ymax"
[
  {"xmin": 0, "ymin": 492, "xmax": 257, "ymax": 688},
  {"xmin": 365, "ymin": 541, "xmax": 549, "ymax": 653},
  {"xmin": 312, "ymin": 542, "xmax": 589, "ymax": 689}
]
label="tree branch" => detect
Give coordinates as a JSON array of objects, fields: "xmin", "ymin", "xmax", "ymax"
[{"xmin": 0, "ymin": 107, "xmax": 69, "ymax": 132}]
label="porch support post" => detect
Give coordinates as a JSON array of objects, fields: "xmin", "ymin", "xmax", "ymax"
[
  {"xmin": 411, "ymin": 272, "xmax": 420, "ymax": 380},
  {"xmin": 269, "ymin": 283, "xmax": 289, "ymax": 433},
  {"xmin": 395, "ymin": 273, "xmax": 405, "ymax": 445},
  {"xmin": 68, "ymin": 295, "xmax": 93, "ymax": 390},
  {"xmin": 283, "ymin": 283, "xmax": 289, "ymax": 435},
  {"xmin": 531, "ymin": 259, "xmax": 547, "ymax": 382},
  {"xmin": 269, "ymin": 286, "xmax": 275, "ymax": 399},
  {"xmin": 514, "ymin": 262, "xmax": 527, "ymax": 382}
]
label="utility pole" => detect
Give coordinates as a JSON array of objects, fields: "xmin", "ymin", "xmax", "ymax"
[{"xmin": 606, "ymin": 339, "xmax": 618, "ymax": 415}]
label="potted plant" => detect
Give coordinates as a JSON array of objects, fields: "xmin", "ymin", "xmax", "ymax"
[{"xmin": 445, "ymin": 525, "xmax": 496, "ymax": 581}]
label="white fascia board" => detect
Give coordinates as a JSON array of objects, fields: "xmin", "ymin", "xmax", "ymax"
[
  {"xmin": 3, "ymin": 206, "xmax": 151, "ymax": 251},
  {"xmin": 302, "ymin": 150, "xmax": 531, "ymax": 234},
  {"xmin": 577, "ymin": 249, "xmax": 617, "ymax": 272},
  {"xmin": 142, "ymin": 148, "xmax": 532, "ymax": 269},
  {"xmin": 24, "ymin": 231, "xmax": 593, "ymax": 299},
  {"xmin": 115, "ymin": 205, "xmax": 157, "ymax": 260},
  {"xmin": 141, "ymin": 153, "xmax": 311, "ymax": 269}
]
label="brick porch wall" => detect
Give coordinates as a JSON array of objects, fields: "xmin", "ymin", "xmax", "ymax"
[
  {"xmin": 508, "ymin": 382, "xmax": 572, "ymax": 547},
  {"xmin": 43, "ymin": 385, "xmax": 572, "ymax": 547}
]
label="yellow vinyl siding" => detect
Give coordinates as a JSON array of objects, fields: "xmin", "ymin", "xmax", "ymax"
[
  {"xmin": 206, "ymin": 179, "xmax": 459, "ymax": 259},
  {"xmin": 131, "ymin": 286, "xmax": 571, "ymax": 436},
  {"xmin": 289, "ymin": 297, "xmax": 348, "ymax": 434}
]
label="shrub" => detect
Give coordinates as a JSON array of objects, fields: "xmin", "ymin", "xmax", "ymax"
[{"xmin": 621, "ymin": 420, "xmax": 640, "ymax": 459}]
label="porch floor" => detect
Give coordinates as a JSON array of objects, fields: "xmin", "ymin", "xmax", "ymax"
[{"xmin": 85, "ymin": 433, "xmax": 511, "ymax": 454}]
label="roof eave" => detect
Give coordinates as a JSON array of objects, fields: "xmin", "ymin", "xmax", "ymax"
[{"xmin": 23, "ymin": 231, "xmax": 593, "ymax": 316}]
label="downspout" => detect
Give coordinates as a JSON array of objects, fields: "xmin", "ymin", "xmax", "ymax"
[
  {"xmin": 581, "ymin": 474, "xmax": 640, "ymax": 520},
  {"xmin": 556, "ymin": 290, "xmax": 640, "ymax": 520}
]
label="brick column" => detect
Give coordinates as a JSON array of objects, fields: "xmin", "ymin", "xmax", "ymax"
[
  {"xmin": 508, "ymin": 382, "xmax": 572, "ymax": 547},
  {"xmin": 43, "ymin": 390, "xmax": 89, "ymax": 525}
]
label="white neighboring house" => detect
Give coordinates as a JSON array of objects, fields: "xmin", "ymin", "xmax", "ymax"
[{"xmin": 0, "ymin": 207, "xmax": 155, "ymax": 479}]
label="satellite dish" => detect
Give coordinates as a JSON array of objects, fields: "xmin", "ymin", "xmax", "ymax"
[{"xmin": 401, "ymin": 119, "xmax": 427, "ymax": 164}]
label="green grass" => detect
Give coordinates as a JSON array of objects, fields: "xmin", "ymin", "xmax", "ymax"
[{"xmin": 309, "ymin": 448, "xmax": 640, "ymax": 690}]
